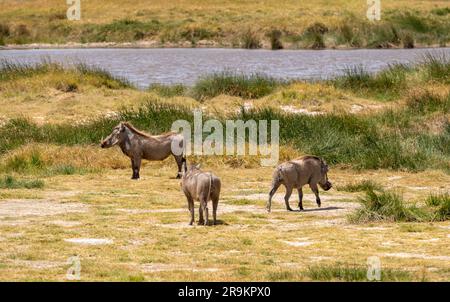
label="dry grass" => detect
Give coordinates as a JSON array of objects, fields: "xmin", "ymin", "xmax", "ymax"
[
  {"xmin": 0, "ymin": 0, "xmax": 448, "ymax": 48},
  {"xmin": 0, "ymin": 163, "xmax": 449, "ymax": 281}
]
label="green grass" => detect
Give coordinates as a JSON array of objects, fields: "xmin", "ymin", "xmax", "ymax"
[
  {"xmin": 0, "ymin": 97, "xmax": 448, "ymax": 172},
  {"xmin": 332, "ymin": 63, "xmax": 410, "ymax": 100},
  {"xmin": 426, "ymin": 193, "xmax": 450, "ymax": 221},
  {"xmin": 0, "ymin": 150, "xmax": 91, "ymax": 176},
  {"xmin": 420, "ymin": 53, "xmax": 450, "ymax": 83},
  {"xmin": 406, "ymin": 89, "xmax": 450, "ymax": 113},
  {"xmin": 148, "ymin": 83, "xmax": 187, "ymax": 97},
  {"xmin": 332, "ymin": 53, "xmax": 449, "ymax": 99},
  {"xmin": 0, "ymin": 60, "xmax": 132, "ymax": 88},
  {"xmin": 240, "ymin": 30, "xmax": 262, "ymax": 49},
  {"xmin": 348, "ymin": 189, "xmax": 426, "ymax": 223},
  {"xmin": 431, "ymin": 8, "xmax": 450, "ymax": 16},
  {"xmin": 0, "ymin": 175, "xmax": 44, "ymax": 189},
  {"xmin": 305, "ymin": 264, "xmax": 411, "ymax": 281},
  {"xmin": 336, "ymin": 180, "xmax": 382, "ymax": 192},
  {"xmin": 348, "ymin": 189, "xmax": 450, "ymax": 223},
  {"xmin": 191, "ymin": 72, "xmax": 282, "ymax": 101}
]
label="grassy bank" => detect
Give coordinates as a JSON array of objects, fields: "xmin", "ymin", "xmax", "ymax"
[
  {"xmin": 0, "ymin": 1, "xmax": 449, "ymax": 49},
  {"xmin": 0, "ymin": 95, "xmax": 448, "ymax": 172},
  {"xmin": 0, "ymin": 56, "xmax": 449, "ymax": 172}
]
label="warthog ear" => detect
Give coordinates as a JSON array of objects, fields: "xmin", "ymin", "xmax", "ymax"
[{"xmin": 119, "ymin": 122, "xmax": 126, "ymax": 132}]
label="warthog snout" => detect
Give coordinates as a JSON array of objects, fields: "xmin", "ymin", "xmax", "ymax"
[{"xmin": 321, "ymin": 181, "xmax": 332, "ymax": 191}]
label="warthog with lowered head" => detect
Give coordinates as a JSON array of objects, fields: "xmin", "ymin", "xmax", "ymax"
[
  {"xmin": 180, "ymin": 163, "xmax": 221, "ymax": 226},
  {"xmin": 101, "ymin": 122, "xmax": 185, "ymax": 179},
  {"xmin": 267, "ymin": 156, "xmax": 332, "ymax": 212}
]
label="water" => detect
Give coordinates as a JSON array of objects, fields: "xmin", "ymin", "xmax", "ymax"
[{"xmin": 0, "ymin": 48, "xmax": 449, "ymax": 88}]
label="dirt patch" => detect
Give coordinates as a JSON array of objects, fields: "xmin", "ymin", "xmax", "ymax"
[
  {"xmin": 234, "ymin": 193, "xmax": 354, "ymax": 203},
  {"xmin": 383, "ymin": 253, "xmax": 450, "ymax": 261},
  {"xmin": 140, "ymin": 263, "xmax": 220, "ymax": 273},
  {"xmin": 13, "ymin": 260, "xmax": 66, "ymax": 269},
  {"xmin": 64, "ymin": 238, "xmax": 113, "ymax": 245},
  {"xmin": 280, "ymin": 105, "xmax": 323, "ymax": 115},
  {"xmin": 282, "ymin": 238, "xmax": 315, "ymax": 247},
  {"xmin": 48, "ymin": 220, "xmax": 82, "ymax": 227},
  {"xmin": 0, "ymin": 199, "xmax": 88, "ymax": 218},
  {"xmin": 118, "ymin": 208, "xmax": 184, "ymax": 214}
]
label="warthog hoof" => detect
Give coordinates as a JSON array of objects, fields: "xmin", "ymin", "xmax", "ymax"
[
  {"xmin": 287, "ymin": 207, "xmax": 294, "ymax": 211},
  {"xmin": 317, "ymin": 202, "xmax": 321, "ymax": 208}
]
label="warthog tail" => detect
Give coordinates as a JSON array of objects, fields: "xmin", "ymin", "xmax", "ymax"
[{"xmin": 206, "ymin": 172, "xmax": 212, "ymax": 202}]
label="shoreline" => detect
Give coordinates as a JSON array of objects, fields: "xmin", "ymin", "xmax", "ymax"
[{"xmin": 0, "ymin": 40, "xmax": 446, "ymax": 51}]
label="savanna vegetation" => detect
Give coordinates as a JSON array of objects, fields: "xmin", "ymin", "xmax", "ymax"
[
  {"xmin": 0, "ymin": 52, "xmax": 448, "ymax": 281},
  {"xmin": 0, "ymin": 0, "xmax": 449, "ymax": 49}
]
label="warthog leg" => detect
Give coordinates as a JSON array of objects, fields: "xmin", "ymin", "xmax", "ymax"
[
  {"xmin": 267, "ymin": 182, "xmax": 281, "ymax": 213},
  {"xmin": 174, "ymin": 154, "xmax": 184, "ymax": 179},
  {"xmin": 202, "ymin": 201, "xmax": 209, "ymax": 226},
  {"xmin": 284, "ymin": 186, "xmax": 294, "ymax": 211},
  {"xmin": 212, "ymin": 198, "xmax": 218, "ymax": 225},
  {"xmin": 310, "ymin": 183, "xmax": 321, "ymax": 207},
  {"xmin": 187, "ymin": 197, "xmax": 194, "ymax": 225},
  {"xmin": 131, "ymin": 158, "xmax": 141, "ymax": 180},
  {"xmin": 298, "ymin": 187, "xmax": 304, "ymax": 211},
  {"xmin": 198, "ymin": 203, "xmax": 204, "ymax": 225}
]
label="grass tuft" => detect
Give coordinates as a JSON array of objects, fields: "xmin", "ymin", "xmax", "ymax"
[
  {"xmin": 0, "ymin": 175, "xmax": 44, "ymax": 189},
  {"xmin": 191, "ymin": 72, "xmax": 281, "ymax": 101},
  {"xmin": 305, "ymin": 264, "xmax": 411, "ymax": 281},
  {"xmin": 148, "ymin": 83, "xmax": 187, "ymax": 97},
  {"xmin": 336, "ymin": 180, "xmax": 382, "ymax": 192},
  {"xmin": 348, "ymin": 189, "xmax": 430, "ymax": 223},
  {"xmin": 426, "ymin": 193, "xmax": 450, "ymax": 221}
]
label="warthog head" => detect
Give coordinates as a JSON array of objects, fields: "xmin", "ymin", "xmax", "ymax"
[
  {"xmin": 101, "ymin": 122, "xmax": 127, "ymax": 148},
  {"xmin": 319, "ymin": 161, "xmax": 332, "ymax": 191}
]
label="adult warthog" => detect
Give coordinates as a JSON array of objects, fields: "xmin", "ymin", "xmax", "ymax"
[
  {"xmin": 101, "ymin": 122, "xmax": 185, "ymax": 179},
  {"xmin": 267, "ymin": 156, "xmax": 332, "ymax": 212},
  {"xmin": 180, "ymin": 163, "xmax": 221, "ymax": 226}
]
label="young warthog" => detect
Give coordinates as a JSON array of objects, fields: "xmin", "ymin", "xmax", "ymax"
[
  {"xmin": 180, "ymin": 163, "xmax": 221, "ymax": 226},
  {"xmin": 101, "ymin": 122, "xmax": 185, "ymax": 179},
  {"xmin": 267, "ymin": 156, "xmax": 332, "ymax": 212}
]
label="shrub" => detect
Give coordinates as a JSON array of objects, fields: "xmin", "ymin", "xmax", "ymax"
[
  {"xmin": 267, "ymin": 29, "xmax": 283, "ymax": 50},
  {"xmin": 240, "ymin": 30, "xmax": 261, "ymax": 49},
  {"xmin": 304, "ymin": 22, "xmax": 328, "ymax": 49},
  {"xmin": 0, "ymin": 23, "xmax": 10, "ymax": 37},
  {"xmin": 367, "ymin": 24, "xmax": 401, "ymax": 48},
  {"xmin": 402, "ymin": 32, "xmax": 415, "ymax": 48}
]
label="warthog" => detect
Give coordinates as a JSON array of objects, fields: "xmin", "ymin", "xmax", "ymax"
[
  {"xmin": 180, "ymin": 163, "xmax": 221, "ymax": 226},
  {"xmin": 101, "ymin": 122, "xmax": 185, "ymax": 179},
  {"xmin": 267, "ymin": 156, "xmax": 332, "ymax": 212}
]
